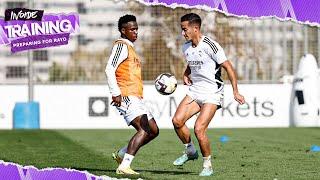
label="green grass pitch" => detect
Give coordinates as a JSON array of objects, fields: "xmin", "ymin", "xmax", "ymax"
[{"xmin": 0, "ymin": 128, "xmax": 319, "ymax": 179}]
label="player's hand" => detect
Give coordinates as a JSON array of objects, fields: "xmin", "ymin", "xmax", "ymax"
[
  {"xmin": 234, "ymin": 92, "xmax": 245, "ymax": 105},
  {"xmin": 183, "ymin": 75, "xmax": 192, "ymax": 86},
  {"xmin": 111, "ymin": 95, "xmax": 122, "ymax": 107}
]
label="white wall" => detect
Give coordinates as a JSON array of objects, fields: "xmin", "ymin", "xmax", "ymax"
[
  {"xmin": 0, "ymin": 84, "xmax": 296, "ymax": 129},
  {"xmin": 0, "ymin": 85, "xmax": 28, "ymax": 129}
]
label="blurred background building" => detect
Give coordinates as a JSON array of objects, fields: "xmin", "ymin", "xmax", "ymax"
[{"xmin": 0, "ymin": 0, "xmax": 319, "ymax": 84}]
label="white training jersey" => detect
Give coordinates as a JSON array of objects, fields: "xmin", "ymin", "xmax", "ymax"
[
  {"xmin": 182, "ymin": 35, "xmax": 227, "ymax": 94},
  {"xmin": 105, "ymin": 38, "xmax": 133, "ymax": 96}
]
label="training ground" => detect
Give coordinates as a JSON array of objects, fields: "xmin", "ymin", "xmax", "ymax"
[{"xmin": 0, "ymin": 128, "xmax": 319, "ymax": 180}]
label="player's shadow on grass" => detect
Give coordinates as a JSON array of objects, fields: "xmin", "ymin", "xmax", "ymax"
[
  {"xmin": 70, "ymin": 167, "xmax": 114, "ymax": 173},
  {"xmin": 137, "ymin": 169, "xmax": 194, "ymax": 175},
  {"xmin": 72, "ymin": 167, "xmax": 194, "ymax": 175}
]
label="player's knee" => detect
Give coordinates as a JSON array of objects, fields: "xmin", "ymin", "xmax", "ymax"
[
  {"xmin": 194, "ymin": 126, "xmax": 205, "ymax": 139},
  {"xmin": 172, "ymin": 117, "xmax": 184, "ymax": 129},
  {"xmin": 150, "ymin": 126, "xmax": 159, "ymax": 139},
  {"xmin": 138, "ymin": 129, "xmax": 149, "ymax": 138},
  {"xmin": 154, "ymin": 126, "xmax": 159, "ymax": 137},
  {"xmin": 148, "ymin": 119, "xmax": 159, "ymax": 138}
]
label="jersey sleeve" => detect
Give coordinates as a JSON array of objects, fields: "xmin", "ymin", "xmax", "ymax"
[
  {"xmin": 204, "ymin": 37, "xmax": 228, "ymax": 64},
  {"xmin": 105, "ymin": 43, "xmax": 128, "ymax": 96},
  {"xmin": 213, "ymin": 42, "xmax": 228, "ymax": 64}
]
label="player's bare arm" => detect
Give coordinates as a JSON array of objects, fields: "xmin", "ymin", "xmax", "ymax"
[
  {"xmin": 183, "ymin": 65, "xmax": 192, "ymax": 85},
  {"xmin": 221, "ymin": 60, "xmax": 245, "ymax": 105}
]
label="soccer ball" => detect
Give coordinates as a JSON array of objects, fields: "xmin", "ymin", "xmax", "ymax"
[{"xmin": 155, "ymin": 73, "xmax": 177, "ymax": 95}]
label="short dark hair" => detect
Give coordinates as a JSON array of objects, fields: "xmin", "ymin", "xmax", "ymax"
[
  {"xmin": 181, "ymin": 13, "xmax": 201, "ymax": 28},
  {"xmin": 118, "ymin": 14, "xmax": 136, "ymax": 32}
]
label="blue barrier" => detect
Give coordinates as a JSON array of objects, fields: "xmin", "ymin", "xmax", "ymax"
[{"xmin": 13, "ymin": 102, "xmax": 40, "ymax": 129}]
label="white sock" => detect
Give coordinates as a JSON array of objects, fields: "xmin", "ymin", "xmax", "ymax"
[
  {"xmin": 119, "ymin": 153, "xmax": 134, "ymax": 168},
  {"xmin": 118, "ymin": 146, "xmax": 127, "ymax": 158},
  {"xmin": 184, "ymin": 142, "xmax": 196, "ymax": 155},
  {"xmin": 203, "ymin": 155, "xmax": 212, "ymax": 169}
]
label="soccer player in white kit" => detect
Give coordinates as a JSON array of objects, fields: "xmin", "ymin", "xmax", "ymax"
[{"xmin": 172, "ymin": 13, "xmax": 245, "ymax": 176}]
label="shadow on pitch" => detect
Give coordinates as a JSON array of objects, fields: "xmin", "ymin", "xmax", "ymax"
[
  {"xmin": 70, "ymin": 167, "xmax": 115, "ymax": 173},
  {"xmin": 71, "ymin": 167, "xmax": 194, "ymax": 175},
  {"xmin": 137, "ymin": 169, "xmax": 194, "ymax": 175}
]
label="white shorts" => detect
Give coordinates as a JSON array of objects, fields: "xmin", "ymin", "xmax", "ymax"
[
  {"xmin": 186, "ymin": 89, "xmax": 224, "ymax": 109},
  {"xmin": 115, "ymin": 96, "xmax": 154, "ymax": 125}
]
